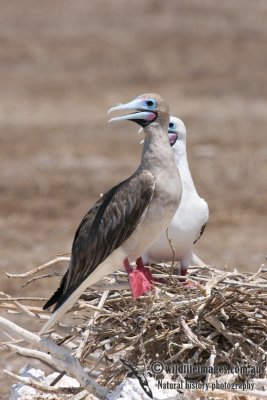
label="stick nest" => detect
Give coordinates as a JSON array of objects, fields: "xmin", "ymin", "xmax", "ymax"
[{"xmin": 2, "ymin": 258, "xmax": 267, "ymax": 399}]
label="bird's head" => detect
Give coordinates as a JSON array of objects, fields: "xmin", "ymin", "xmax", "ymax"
[
  {"xmin": 108, "ymin": 93, "xmax": 169, "ymax": 128},
  {"xmin": 168, "ymin": 117, "xmax": 187, "ymax": 147}
]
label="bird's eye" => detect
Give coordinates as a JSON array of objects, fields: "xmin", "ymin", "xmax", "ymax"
[{"xmin": 145, "ymin": 99, "xmax": 156, "ymax": 109}]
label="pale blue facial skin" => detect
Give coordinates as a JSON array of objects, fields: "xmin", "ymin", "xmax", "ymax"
[
  {"xmin": 168, "ymin": 121, "xmax": 178, "ymax": 146},
  {"xmin": 134, "ymin": 97, "xmax": 157, "ymax": 121},
  {"xmin": 140, "ymin": 98, "xmax": 156, "ymax": 111}
]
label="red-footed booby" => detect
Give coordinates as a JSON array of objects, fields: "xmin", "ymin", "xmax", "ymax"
[
  {"xmin": 40, "ymin": 94, "xmax": 182, "ymax": 334},
  {"xmin": 143, "ymin": 117, "xmax": 209, "ymax": 276}
]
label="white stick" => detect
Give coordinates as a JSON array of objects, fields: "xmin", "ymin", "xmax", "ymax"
[
  {"xmin": 76, "ymin": 289, "xmax": 110, "ymax": 360},
  {"xmin": 4, "ymin": 343, "xmax": 65, "ymax": 370},
  {"xmin": 2, "ymin": 369, "xmax": 77, "ymax": 395},
  {"xmin": 0, "ymin": 316, "xmax": 107, "ymax": 398}
]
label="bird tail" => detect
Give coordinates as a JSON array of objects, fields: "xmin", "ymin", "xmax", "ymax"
[
  {"xmin": 39, "ymin": 253, "xmax": 123, "ymax": 335},
  {"xmin": 43, "ymin": 273, "xmax": 67, "ymax": 310},
  {"xmin": 39, "ymin": 280, "xmax": 86, "ymax": 335}
]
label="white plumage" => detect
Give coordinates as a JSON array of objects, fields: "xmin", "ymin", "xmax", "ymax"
[{"xmin": 143, "ymin": 117, "xmax": 209, "ymax": 275}]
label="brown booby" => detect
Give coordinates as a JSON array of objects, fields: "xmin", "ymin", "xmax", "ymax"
[
  {"xmin": 143, "ymin": 116, "xmax": 209, "ymax": 276},
  {"xmin": 40, "ymin": 94, "xmax": 182, "ymax": 334}
]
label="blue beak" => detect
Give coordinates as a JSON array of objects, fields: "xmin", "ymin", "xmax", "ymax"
[{"xmin": 108, "ymin": 97, "xmax": 157, "ymax": 127}]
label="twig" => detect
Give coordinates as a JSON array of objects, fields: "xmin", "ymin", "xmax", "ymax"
[
  {"xmin": 224, "ymin": 279, "xmax": 267, "ymax": 289},
  {"xmin": 21, "ymin": 272, "xmax": 62, "ymax": 289},
  {"xmin": 0, "ymin": 302, "xmax": 47, "ymax": 314},
  {"xmin": 4, "ymin": 343, "xmax": 73, "ymax": 372},
  {"xmin": 205, "ymin": 345, "xmax": 216, "ymax": 388},
  {"xmin": 3, "ymin": 257, "xmax": 267, "ymax": 397},
  {"xmin": 166, "ymin": 228, "xmax": 176, "ymax": 279},
  {"xmin": 92, "ymin": 281, "xmax": 130, "ymax": 292},
  {"xmin": 76, "ymin": 289, "xmax": 110, "ymax": 361},
  {"xmin": 0, "ymin": 293, "xmax": 46, "ymax": 302},
  {"xmin": 2, "ymin": 369, "xmax": 80, "ymax": 395},
  {"xmin": 0, "ymin": 316, "xmax": 108, "ymax": 398},
  {"xmin": 180, "ymin": 316, "xmax": 207, "ymax": 349},
  {"xmin": 205, "ymin": 315, "xmax": 235, "ymax": 344},
  {"xmin": 5, "ymin": 256, "xmax": 70, "ymax": 279},
  {"xmin": 50, "ymin": 370, "xmax": 67, "ymax": 387}
]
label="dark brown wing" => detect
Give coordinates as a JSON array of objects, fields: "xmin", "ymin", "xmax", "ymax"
[
  {"xmin": 43, "ymin": 169, "xmax": 155, "ymax": 311},
  {"xmin": 193, "ymin": 223, "xmax": 207, "ymax": 244}
]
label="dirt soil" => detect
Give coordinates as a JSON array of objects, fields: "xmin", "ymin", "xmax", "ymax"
[{"xmin": 0, "ymin": 0, "xmax": 267, "ymax": 397}]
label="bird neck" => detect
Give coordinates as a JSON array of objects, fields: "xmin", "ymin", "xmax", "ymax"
[
  {"xmin": 174, "ymin": 141, "xmax": 187, "ymax": 166},
  {"xmin": 140, "ymin": 123, "xmax": 175, "ymax": 172},
  {"xmin": 174, "ymin": 142, "xmax": 197, "ymax": 192}
]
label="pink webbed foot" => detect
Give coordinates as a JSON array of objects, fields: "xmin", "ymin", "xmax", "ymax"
[
  {"xmin": 123, "ymin": 257, "xmax": 153, "ymax": 300},
  {"xmin": 136, "ymin": 257, "xmax": 166, "ymax": 285},
  {"xmin": 181, "ymin": 279, "xmax": 197, "ymax": 288},
  {"xmin": 136, "ymin": 257, "xmax": 154, "ymax": 283}
]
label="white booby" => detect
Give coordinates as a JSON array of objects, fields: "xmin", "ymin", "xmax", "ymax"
[
  {"xmin": 40, "ymin": 94, "xmax": 182, "ymax": 334},
  {"xmin": 143, "ymin": 117, "xmax": 209, "ymax": 276}
]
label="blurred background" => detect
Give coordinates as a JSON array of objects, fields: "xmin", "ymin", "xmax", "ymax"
[
  {"xmin": 1, "ymin": 0, "xmax": 267, "ymax": 318},
  {"xmin": 1, "ymin": 0, "xmax": 267, "ymax": 393}
]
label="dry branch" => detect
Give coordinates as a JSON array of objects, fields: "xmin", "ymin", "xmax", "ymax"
[
  {"xmin": 2, "ymin": 369, "xmax": 79, "ymax": 395},
  {"xmin": 0, "ymin": 316, "xmax": 107, "ymax": 398},
  {"xmin": 2, "ymin": 257, "xmax": 267, "ymax": 399},
  {"xmin": 5, "ymin": 256, "xmax": 70, "ymax": 279}
]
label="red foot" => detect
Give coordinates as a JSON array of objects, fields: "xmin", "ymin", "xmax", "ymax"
[
  {"xmin": 179, "ymin": 268, "xmax": 197, "ymax": 288},
  {"xmin": 180, "ymin": 266, "xmax": 188, "ymax": 277},
  {"xmin": 136, "ymin": 257, "xmax": 167, "ymax": 285},
  {"xmin": 123, "ymin": 257, "xmax": 153, "ymax": 299},
  {"xmin": 129, "ymin": 269, "xmax": 153, "ymax": 299},
  {"xmin": 181, "ymin": 280, "xmax": 197, "ymax": 288},
  {"xmin": 123, "ymin": 257, "xmax": 132, "ymax": 274},
  {"xmin": 136, "ymin": 257, "xmax": 154, "ymax": 283},
  {"xmin": 136, "ymin": 256, "xmax": 145, "ymax": 269}
]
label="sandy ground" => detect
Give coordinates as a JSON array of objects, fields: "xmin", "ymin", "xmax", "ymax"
[{"xmin": 0, "ymin": 0, "xmax": 267, "ymax": 396}]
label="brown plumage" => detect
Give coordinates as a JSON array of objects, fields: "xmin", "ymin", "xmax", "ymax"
[
  {"xmin": 43, "ymin": 170, "xmax": 155, "ymax": 311},
  {"xmin": 40, "ymin": 93, "xmax": 182, "ymax": 334}
]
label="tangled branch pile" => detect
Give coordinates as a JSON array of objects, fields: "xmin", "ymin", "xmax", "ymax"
[{"xmin": 1, "ymin": 257, "xmax": 267, "ymax": 399}]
